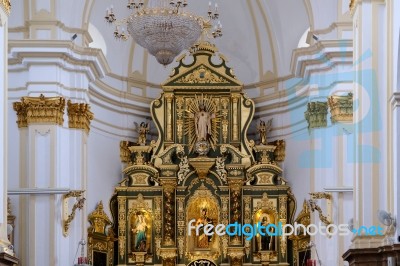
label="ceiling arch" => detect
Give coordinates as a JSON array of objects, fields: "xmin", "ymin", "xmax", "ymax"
[{"xmin": 86, "ymin": 0, "xmax": 311, "ymax": 88}]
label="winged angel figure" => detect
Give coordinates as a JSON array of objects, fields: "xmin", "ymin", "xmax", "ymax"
[{"xmin": 134, "ymin": 122, "xmax": 150, "ymax": 146}]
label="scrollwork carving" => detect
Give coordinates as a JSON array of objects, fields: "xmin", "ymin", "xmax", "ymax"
[
  {"xmin": 63, "ymin": 190, "xmax": 85, "ymax": 237},
  {"xmin": 177, "ymin": 156, "xmax": 190, "ymax": 185},
  {"xmin": 215, "ymin": 156, "xmax": 227, "ymax": 183}
]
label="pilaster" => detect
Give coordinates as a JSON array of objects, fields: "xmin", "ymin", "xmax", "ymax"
[
  {"xmin": 348, "ymin": 0, "xmax": 391, "ymax": 253},
  {"xmin": 0, "ymin": 2, "xmax": 16, "ymax": 262}
]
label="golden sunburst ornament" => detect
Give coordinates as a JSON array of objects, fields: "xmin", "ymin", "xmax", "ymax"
[{"xmin": 185, "ymin": 94, "xmax": 221, "ymax": 153}]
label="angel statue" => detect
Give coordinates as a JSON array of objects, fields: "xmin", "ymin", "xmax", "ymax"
[
  {"xmin": 257, "ymin": 118, "xmax": 272, "ymax": 145},
  {"xmin": 134, "ymin": 122, "xmax": 150, "ymax": 146}
]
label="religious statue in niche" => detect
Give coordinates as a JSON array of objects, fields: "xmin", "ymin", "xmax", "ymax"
[
  {"xmin": 255, "ymin": 212, "xmax": 275, "ymax": 251},
  {"xmin": 195, "ymin": 208, "xmax": 214, "ymax": 248},
  {"xmin": 185, "ymin": 95, "xmax": 220, "ymax": 152},
  {"xmin": 134, "ymin": 122, "xmax": 150, "ymax": 146},
  {"xmin": 257, "ymin": 119, "xmax": 272, "ymax": 145},
  {"xmin": 131, "ymin": 211, "xmax": 149, "ymax": 252},
  {"xmin": 195, "ymin": 103, "xmax": 215, "ymax": 141}
]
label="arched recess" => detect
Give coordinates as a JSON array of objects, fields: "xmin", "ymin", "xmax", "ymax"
[{"xmin": 81, "ymin": 0, "xmax": 95, "ymax": 32}]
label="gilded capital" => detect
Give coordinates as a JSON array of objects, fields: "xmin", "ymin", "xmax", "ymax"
[
  {"xmin": 304, "ymin": 101, "xmax": 328, "ymax": 129},
  {"xmin": 160, "ymin": 178, "xmax": 177, "ymax": 192},
  {"xmin": 67, "ymin": 100, "xmax": 94, "ymax": 133},
  {"xmin": 1, "ymin": 0, "xmax": 11, "ymax": 14},
  {"xmin": 349, "ymin": 0, "xmax": 356, "ymax": 14},
  {"xmin": 13, "ymin": 94, "xmax": 66, "ymax": 127},
  {"xmin": 228, "ymin": 178, "xmax": 243, "ymax": 191},
  {"xmin": 328, "ymin": 92, "xmax": 353, "ymax": 123}
]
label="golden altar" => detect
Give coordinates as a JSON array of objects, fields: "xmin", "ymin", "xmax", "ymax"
[{"xmin": 106, "ymin": 42, "xmax": 296, "ymax": 266}]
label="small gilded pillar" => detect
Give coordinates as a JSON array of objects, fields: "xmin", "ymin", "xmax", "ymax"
[
  {"xmin": 165, "ymin": 93, "xmax": 174, "ymax": 142},
  {"xmin": 160, "ymin": 178, "xmax": 177, "ymax": 266},
  {"xmin": 160, "ymin": 178, "xmax": 177, "ymax": 246},
  {"xmin": 228, "ymin": 178, "xmax": 243, "ymax": 246},
  {"xmin": 231, "ymin": 94, "xmax": 240, "ymax": 141}
]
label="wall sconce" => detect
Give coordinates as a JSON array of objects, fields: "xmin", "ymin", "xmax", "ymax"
[{"xmin": 63, "ymin": 190, "xmax": 85, "ymax": 237}]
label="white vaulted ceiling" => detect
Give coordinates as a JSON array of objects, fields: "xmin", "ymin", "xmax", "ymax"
[
  {"xmin": 87, "ymin": 0, "xmax": 310, "ymax": 86},
  {"xmin": 8, "ymin": 0, "xmax": 350, "ymax": 100}
]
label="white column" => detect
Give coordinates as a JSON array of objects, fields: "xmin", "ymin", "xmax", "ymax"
[
  {"xmin": 13, "ymin": 97, "xmax": 90, "ymax": 266},
  {"xmin": 390, "ymin": 0, "xmax": 400, "ymax": 241},
  {"xmin": 0, "ymin": 5, "xmax": 12, "ymax": 255}
]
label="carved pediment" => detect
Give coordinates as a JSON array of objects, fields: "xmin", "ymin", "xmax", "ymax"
[{"xmin": 162, "ymin": 42, "xmax": 243, "ymax": 91}]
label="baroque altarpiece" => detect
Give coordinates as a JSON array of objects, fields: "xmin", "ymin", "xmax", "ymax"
[{"xmin": 107, "ymin": 42, "xmax": 296, "ymax": 266}]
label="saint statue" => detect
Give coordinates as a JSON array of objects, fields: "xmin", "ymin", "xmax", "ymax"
[
  {"xmin": 257, "ymin": 215, "xmax": 274, "ymax": 251},
  {"xmin": 196, "ymin": 208, "xmax": 213, "ymax": 248},
  {"xmin": 257, "ymin": 119, "xmax": 272, "ymax": 145},
  {"xmin": 195, "ymin": 104, "xmax": 215, "ymax": 141},
  {"xmin": 132, "ymin": 211, "xmax": 147, "ymax": 251}
]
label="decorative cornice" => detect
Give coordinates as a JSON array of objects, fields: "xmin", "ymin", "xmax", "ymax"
[
  {"xmin": 67, "ymin": 100, "xmax": 94, "ymax": 133},
  {"xmin": 290, "ymin": 40, "xmax": 353, "ymax": 78},
  {"xmin": 13, "ymin": 94, "xmax": 66, "ymax": 127},
  {"xmin": 327, "ymin": 92, "xmax": 353, "ymax": 123},
  {"xmin": 304, "ymin": 101, "xmax": 328, "ymax": 129},
  {"xmin": 1, "ymin": 0, "xmax": 11, "ymax": 14}
]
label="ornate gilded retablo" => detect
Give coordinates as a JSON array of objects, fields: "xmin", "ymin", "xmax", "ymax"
[{"xmin": 112, "ymin": 41, "xmax": 294, "ymax": 266}]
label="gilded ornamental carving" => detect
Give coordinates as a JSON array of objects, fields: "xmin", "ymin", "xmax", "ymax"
[
  {"xmin": 1, "ymin": 0, "xmax": 11, "ymax": 13},
  {"xmin": 109, "ymin": 41, "xmax": 295, "ymax": 266},
  {"xmin": 13, "ymin": 94, "xmax": 66, "ymax": 127},
  {"xmin": 327, "ymin": 92, "xmax": 353, "ymax": 123},
  {"xmin": 88, "ymin": 201, "xmax": 115, "ymax": 266},
  {"xmin": 304, "ymin": 101, "xmax": 328, "ymax": 129},
  {"xmin": 67, "ymin": 100, "xmax": 94, "ymax": 133}
]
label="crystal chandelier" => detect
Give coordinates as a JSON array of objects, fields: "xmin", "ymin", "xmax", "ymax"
[{"xmin": 105, "ymin": 0, "xmax": 222, "ymax": 66}]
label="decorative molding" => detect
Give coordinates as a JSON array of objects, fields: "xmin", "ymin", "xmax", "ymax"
[
  {"xmin": 290, "ymin": 40, "xmax": 353, "ymax": 78},
  {"xmin": 13, "ymin": 94, "xmax": 66, "ymax": 127},
  {"xmin": 327, "ymin": 92, "xmax": 353, "ymax": 123},
  {"xmin": 304, "ymin": 101, "xmax": 328, "ymax": 129},
  {"xmin": 67, "ymin": 100, "xmax": 94, "ymax": 133},
  {"xmin": 118, "ymin": 197, "xmax": 127, "ymax": 259}
]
